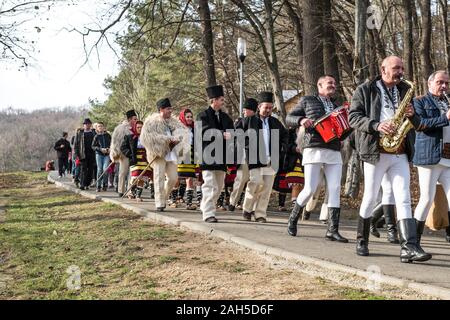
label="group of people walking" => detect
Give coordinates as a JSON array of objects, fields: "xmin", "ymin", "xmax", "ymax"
[{"xmin": 57, "ymin": 54, "xmax": 450, "ymax": 264}]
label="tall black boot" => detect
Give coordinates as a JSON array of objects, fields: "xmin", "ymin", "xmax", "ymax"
[
  {"xmin": 326, "ymin": 208, "xmax": 348, "ymax": 243},
  {"xmin": 288, "ymin": 203, "xmax": 304, "ymax": 236},
  {"xmin": 356, "ymin": 216, "xmax": 371, "ymax": 256},
  {"xmin": 416, "ymin": 219, "xmax": 427, "ymax": 249},
  {"xmin": 178, "ymin": 183, "xmax": 186, "ymax": 202},
  {"xmin": 446, "ymin": 212, "xmax": 450, "ymax": 243},
  {"xmin": 370, "ymin": 203, "xmax": 384, "ymax": 238},
  {"xmin": 398, "ymin": 219, "xmax": 432, "ymax": 263},
  {"xmin": 383, "ymin": 205, "xmax": 399, "ymax": 244}
]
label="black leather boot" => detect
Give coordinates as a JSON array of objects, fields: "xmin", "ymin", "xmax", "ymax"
[
  {"xmin": 398, "ymin": 219, "xmax": 432, "ymax": 263},
  {"xmin": 326, "ymin": 208, "xmax": 348, "ymax": 243},
  {"xmin": 370, "ymin": 203, "xmax": 384, "ymax": 238},
  {"xmin": 288, "ymin": 203, "xmax": 304, "ymax": 237},
  {"xmin": 415, "ymin": 219, "xmax": 426, "ymax": 249},
  {"xmin": 446, "ymin": 212, "xmax": 450, "ymax": 243},
  {"xmin": 383, "ymin": 205, "xmax": 399, "ymax": 244},
  {"xmin": 356, "ymin": 216, "xmax": 371, "ymax": 256}
]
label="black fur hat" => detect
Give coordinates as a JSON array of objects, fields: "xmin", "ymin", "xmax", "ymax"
[
  {"xmin": 206, "ymin": 85, "xmax": 224, "ymax": 99},
  {"xmin": 244, "ymin": 98, "xmax": 258, "ymax": 112},
  {"xmin": 258, "ymin": 91, "xmax": 274, "ymax": 103},
  {"xmin": 157, "ymin": 98, "xmax": 172, "ymax": 110}
]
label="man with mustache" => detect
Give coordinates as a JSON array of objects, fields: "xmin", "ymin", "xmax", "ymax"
[
  {"xmin": 412, "ymin": 70, "xmax": 450, "ymax": 245},
  {"xmin": 349, "ymin": 56, "xmax": 431, "ymax": 263}
]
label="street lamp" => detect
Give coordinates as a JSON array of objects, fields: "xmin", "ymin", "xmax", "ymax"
[{"xmin": 237, "ymin": 37, "xmax": 247, "ymax": 118}]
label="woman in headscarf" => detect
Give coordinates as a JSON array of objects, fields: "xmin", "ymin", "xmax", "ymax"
[{"xmin": 121, "ymin": 120, "xmax": 152, "ymax": 201}]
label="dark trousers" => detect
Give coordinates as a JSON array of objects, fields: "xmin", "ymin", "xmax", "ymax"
[
  {"xmin": 58, "ymin": 156, "xmax": 68, "ymax": 176},
  {"xmin": 80, "ymin": 154, "xmax": 96, "ymax": 188}
]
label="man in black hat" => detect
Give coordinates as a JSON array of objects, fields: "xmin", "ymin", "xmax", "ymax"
[
  {"xmin": 110, "ymin": 109, "xmax": 138, "ymax": 197},
  {"xmin": 54, "ymin": 132, "xmax": 71, "ymax": 178},
  {"xmin": 197, "ymin": 85, "xmax": 235, "ymax": 223},
  {"xmin": 228, "ymin": 98, "xmax": 258, "ymax": 211},
  {"xmin": 240, "ymin": 92, "xmax": 288, "ymax": 223},
  {"xmin": 74, "ymin": 118, "xmax": 96, "ymax": 190},
  {"xmin": 140, "ymin": 98, "xmax": 190, "ymax": 211}
]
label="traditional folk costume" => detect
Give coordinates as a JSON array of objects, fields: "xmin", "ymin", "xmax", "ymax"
[
  {"xmin": 110, "ymin": 110, "xmax": 137, "ymax": 197},
  {"xmin": 197, "ymin": 85, "xmax": 235, "ymax": 223},
  {"xmin": 120, "ymin": 123, "xmax": 152, "ymax": 201},
  {"xmin": 74, "ymin": 118, "xmax": 96, "ymax": 190},
  {"xmin": 140, "ymin": 98, "xmax": 190, "ymax": 211},
  {"xmin": 287, "ymin": 95, "xmax": 351, "ymax": 242},
  {"xmin": 413, "ymin": 91, "xmax": 450, "ymax": 244},
  {"xmin": 349, "ymin": 76, "xmax": 431, "ymax": 262},
  {"xmin": 239, "ymin": 92, "xmax": 288, "ymax": 223},
  {"xmin": 176, "ymin": 108, "xmax": 200, "ymax": 210}
]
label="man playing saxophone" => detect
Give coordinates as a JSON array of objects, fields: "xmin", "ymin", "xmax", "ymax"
[
  {"xmin": 349, "ymin": 56, "xmax": 431, "ymax": 263},
  {"xmin": 413, "ymin": 70, "xmax": 450, "ymax": 246}
]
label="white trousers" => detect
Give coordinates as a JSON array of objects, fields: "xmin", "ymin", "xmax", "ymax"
[
  {"xmin": 296, "ymin": 163, "xmax": 342, "ymax": 208},
  {"xmin": 151, "ymin": 158, "xmax": 178, "ymax": 208},
  {"xmin": 118, "ymin": 156, "xmax": 130, "ymax": 194},
  {"xmin": 379, "ymin": 174, "xmax": 395, "ymax": 205},
  {"xmin": 414, "ymin": 164, "xmax": 450, "ymax": 221},
  {"xmin": 243, "ymin": 167, "xmax": 276, "ymax": 219},
  {"xmin": 230, "ymin": 163, "xmax": 249, "ymax": 206},
  {"xmin": 360, "ymin": 154, "xmax": 411, "ymax": 220},
  {"xmin": 200, "ymin": 170, "xmax": 226, "ymax": 221}
]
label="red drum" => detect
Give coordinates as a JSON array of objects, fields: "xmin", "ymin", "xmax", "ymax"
[{"xmin": 314, "ymin": 107, "xmax": 351, "ymax": 143}]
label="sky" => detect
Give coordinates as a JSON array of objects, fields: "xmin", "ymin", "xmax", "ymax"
[{"xmin": 0, "ymin": 1, "xmax": 124, "ymax": 111}]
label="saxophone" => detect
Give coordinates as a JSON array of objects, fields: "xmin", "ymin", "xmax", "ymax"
[{"xmin": 379, "ymin": 79, "xmax": 415, "ymax": 153}]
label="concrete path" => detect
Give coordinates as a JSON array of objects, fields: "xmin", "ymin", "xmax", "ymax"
[{"xmin": 48, "ymin": 172, "xmax": 450, "ymax": 299}]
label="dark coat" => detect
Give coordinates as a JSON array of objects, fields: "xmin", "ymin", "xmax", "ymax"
[
  {"xmin": 120, "ymin": 134, "xmax": 139, "ymax": 166},
  {"xmin": 54, "ymin": 138, "xmax": 71, "ymax": 158},
  {"xmin": 237, "ymin": 114, "xmax": 288, "ymax": 171},
  {"xmin": 282, "ymin": 128, "xmax": 301, "ymax": 173},
  {"xmin": 74, "ymin": 130, "xmax": 95, "ymax": 160},
  {"xmin": 286, "ymin": 95, "xmax": 352, "ymax": 151},
  {"xmin": 348, "ymin": 76, "xmax": 420, "ymax": 164},
  {"xmin": 92, "ymin": 132, "xmax": 112, "ymax": 156},
  {"xmin": 412, "ymin": 92, "xmax": 450, "ymax": 165},
  {"xmin": 196, "ymin": 106, "xmax": 235, "ymax": 171}
]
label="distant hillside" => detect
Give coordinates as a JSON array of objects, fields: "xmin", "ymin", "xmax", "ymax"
[{"xmin": 0, "ymin": 107, "xmax": 88, "ymax": 172}]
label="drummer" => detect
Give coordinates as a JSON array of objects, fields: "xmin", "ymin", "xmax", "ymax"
[{"xmin": 285, "ymin": 75, "xmax": 352, "ymax": 242}]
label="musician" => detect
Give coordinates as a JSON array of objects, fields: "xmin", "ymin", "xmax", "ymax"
[
  {"xmin": 413, "ymin": 70, "xmax": 450, "ymax": 244},
  {"xmin": 140, "ymin": 98, "xmax": 190, "ymax": 211},
  {"xmin": 349, "ymin": 56, "xmax": 431, "ymax": 262},
  {"xmin": 197, "ymin": 85, "xmax": 234, "ymax": 223},
  {"xmin": 286, "ymin": 75, "xmax": 351, "ymax": 242},
  {"xmin": 228, "ymin": 98, "xmax": 258, "ymax": 212},
  {"xmin": 239, "ymin": 92, "xmax": 288, "ymax": 223},
  {"xmin": 110, "ymin": 110, "xmax": 138, "ymax": 197}
]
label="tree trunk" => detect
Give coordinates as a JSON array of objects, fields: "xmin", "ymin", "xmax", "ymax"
[
  {"xmin": 322, "ymin": 0, "xmax": 344, "ymax": 101},
  {"xmin": 353, "ymin": 0, "xmax": 369, "ymax": 86},
  {"xmin": 264, "ymin": 0, "xmax": 286, "ymax": 122},
  {"xmin": 284, "ymin": 0, "xmax": 304, "ymax": 89},
  {"xmin": 197, "ymin": 0, "xmax": 216, "ymax": 86},
  {"xmin": 402, "ymin": 0, "xmax": 414, "ymax": 80},
  {"xmin": 419, "ymin": 0, "xmax": 433, "ymax": 91},
  {"xmin": 440, "ymin": 0, "xmax": 450, "ymax": 70},
  {"xmin": 302, "ymin": 0, "xmax": 325, "ymax": 95}
]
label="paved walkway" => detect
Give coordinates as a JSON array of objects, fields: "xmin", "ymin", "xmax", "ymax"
[{"xmin": 48, "ymin": 172, "xmax": 450, "ymax": 299}]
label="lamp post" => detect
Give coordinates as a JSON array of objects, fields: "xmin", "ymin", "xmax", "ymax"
[{"xmin": 237, "ymin": 37, "xmax": 247, "ymax": 118}]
